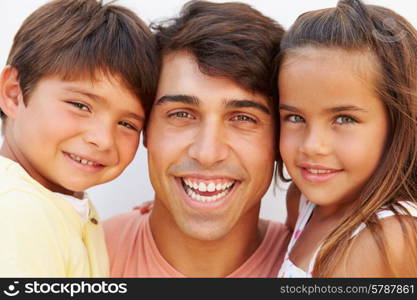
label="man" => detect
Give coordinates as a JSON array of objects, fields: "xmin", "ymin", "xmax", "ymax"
[{"xmin": 104, "ymin": 0, "xmax": 290, "ymax": 277}]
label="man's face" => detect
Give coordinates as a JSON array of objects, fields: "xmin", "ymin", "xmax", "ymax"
[{"xmin": 146, "ymin": 51, "xmax": 275, "ymax": 241}]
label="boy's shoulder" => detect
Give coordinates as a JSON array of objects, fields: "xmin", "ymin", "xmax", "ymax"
[
  {"xmin": 0, "ymin": 156, "xmax": 50, "ymax": 203},
  {"xmin": 0, "ymin": 156, "xmax": 68, "ymax": 221}
]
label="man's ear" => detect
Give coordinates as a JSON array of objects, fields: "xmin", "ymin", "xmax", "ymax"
[{"xmin": 0, "ymin": 66, "xmax": 23, "ymax": 119}]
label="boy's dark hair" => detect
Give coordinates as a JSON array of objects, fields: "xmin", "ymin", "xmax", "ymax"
[
  {"xmin": 152, "ymin": 0, "xmax": 284, "ymax": 102},
  {"xmin": 0, "ymin": 0, "xmax": 158, "ymax": 121}
]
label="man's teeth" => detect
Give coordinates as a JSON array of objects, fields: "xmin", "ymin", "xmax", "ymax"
[
  {"xmin": 186, "ymin": 187, "xmax": 229, "ymax": 203},
  {"xmin": 183, "ymin": 179, "xmax": 233, "ymax": 192},
  {"xmin": 69, "ymin": 153, "xmax": 100, "ymax": 166},
  {"xmin": 307, "ymin": 168, "xmax": 333, "ymax": 174},
  {"xmin": 182, "ymin": 178, "xmax": 235, "ymax": 202}
]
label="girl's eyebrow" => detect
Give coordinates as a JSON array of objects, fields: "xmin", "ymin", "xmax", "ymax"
[
  {"xmin": 325, "ymin": 106, "xmax": 369, "ymax": 113},
  {"xmin": 279, "ymin": 104, "xmax": 368, "ymax": 113}
]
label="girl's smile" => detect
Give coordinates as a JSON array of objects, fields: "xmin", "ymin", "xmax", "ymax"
[{"xmin": 279, "ymin": 47, "xmax": 389, "ymax": 207}]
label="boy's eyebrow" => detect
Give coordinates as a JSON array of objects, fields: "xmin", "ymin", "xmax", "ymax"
[
  {"xmin": 155, "ymin": 94, "xmax": 199, "ymax": 106},
  {"xmin": 226, "ymin": 99, "xmax": 270, "ymax": 115},
  {"xmin": 64, "ymin": 87, "xmax": 144, "ymax": 122},
  {"xmin": 279, "ymin": 104, "xmax": 368, "ymax": 113},
  {"xmin": 64, "ymin": 87, "xmax": 105, "ymax": 103}
]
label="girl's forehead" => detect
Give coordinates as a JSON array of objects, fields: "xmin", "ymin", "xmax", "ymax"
[{"xmin": 281, "ymin": 46, "xmax": 381, "ymax": 89}]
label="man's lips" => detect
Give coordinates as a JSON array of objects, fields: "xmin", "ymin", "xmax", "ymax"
[{"xmin": 179, "ymin": 176, "xmax": 238, "ymax": 203}]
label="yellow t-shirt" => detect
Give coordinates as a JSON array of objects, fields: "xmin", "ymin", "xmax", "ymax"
[{"xmin": 0, "ymin": 156, "xmax": 109, "ymax": 277}]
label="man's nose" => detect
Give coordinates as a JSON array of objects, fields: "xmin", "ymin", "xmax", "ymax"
[{"xmin": 187, "ymin": 118, "xmax": 229, "ymax": 167}]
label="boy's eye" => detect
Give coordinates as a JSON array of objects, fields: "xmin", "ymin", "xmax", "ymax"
[
  {"xmin": 285, "ymin": 114, "xmax": 304, "ymax": 123},
  {"xmin": 231, "ymin": 114, "xmax": 257, "ymax": 123},
  {"xmin": 68, "ymin": 101, "xmax": 90, "ymax": 112},
  {"xmin": 119, "ymin": 121, "xmax": 138, "ymax": 131},
  {"xmin": 168, "ymin": 111, "xmax": 195, "ymax": 119},
  {"xmin": 335, "ymin": 115, "xmax": 356, "ymax": 125}
]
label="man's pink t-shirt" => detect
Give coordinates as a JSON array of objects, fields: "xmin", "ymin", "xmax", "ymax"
[{"xmin": 104, "ymin": 210, "xmax": 290, "ymax": 277}]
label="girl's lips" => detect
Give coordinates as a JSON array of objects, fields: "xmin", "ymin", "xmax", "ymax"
[{"xmin": 300, "ymin": 167, "xmax": 342, "ymax": 183}]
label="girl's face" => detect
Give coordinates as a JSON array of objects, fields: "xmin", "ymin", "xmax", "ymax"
[{"xmin": 278, "ymin": 48, "xmax": 389, "ymax": 208}]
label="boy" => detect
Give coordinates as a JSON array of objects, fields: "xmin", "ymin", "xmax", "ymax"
[{"xmin": 0, "ymin": 0, "xmax": 158, "ymax": 277}]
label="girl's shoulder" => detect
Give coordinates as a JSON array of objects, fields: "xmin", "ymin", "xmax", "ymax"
[{"xmin": 332, "ymin": 200, "xmax": 417, "ymax": 277}]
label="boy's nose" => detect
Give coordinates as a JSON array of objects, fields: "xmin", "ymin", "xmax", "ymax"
[
  {"xmin": 187, "ymin": 119, "xmax": 229, "ymax": 167},
  {"xmin": 83, "ymin": 123, "xmax": 115, "ymax": 151}
]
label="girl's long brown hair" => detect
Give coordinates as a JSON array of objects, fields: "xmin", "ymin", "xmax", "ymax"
[{"xmin": 276, "ymin": 0, "xmax": 417, "ymax": 276}]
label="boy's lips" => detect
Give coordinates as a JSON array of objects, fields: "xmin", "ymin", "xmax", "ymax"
[{"xmin": 63, "ymin": 151, "xmax": 106, "ymax": 172}]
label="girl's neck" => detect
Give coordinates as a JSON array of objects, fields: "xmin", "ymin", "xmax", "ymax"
[{"xmin": 312, "ymin": 200, "xmax": 355, "ymax": 223}]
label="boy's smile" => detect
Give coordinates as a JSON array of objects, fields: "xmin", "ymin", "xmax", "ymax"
[{"xmin": 1, "ymin": 69, "xmax": 144, "ymax": 195}]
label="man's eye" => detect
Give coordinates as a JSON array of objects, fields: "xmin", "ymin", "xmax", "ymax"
[
  {"xmin": 335, "ymin": 115, "xmax": 357, "ymax": 125},
  {"xmin": 285, "ymin": 114, "xmax": 304, "ymax": 123},
  {"xmin": 68, "ymin": 101, "xmax": 90, "ymax": 112},
  {"xmin": 231, "ymin": 114, "xmax": 257, "ymax": 123},
  {"xmin": 168, "ymin": 111, "xmax": 194, "ymax": 119}
]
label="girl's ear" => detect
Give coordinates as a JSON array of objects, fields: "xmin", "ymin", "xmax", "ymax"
[{"xmin": 0, "ymin": 66, "xmax": 23, "ymax": 119}]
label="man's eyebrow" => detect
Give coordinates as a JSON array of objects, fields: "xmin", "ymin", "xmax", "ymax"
[
  {"xmin": 279, "ymin": 104, "xmax": 299, "ymax": 112},
  {"xmin": 226, "ymin": 100, "xmax": 270, "ymax": 115},
  {"xmin": 155, "ymin": 94, "xmax": 199, "ymax": 106}
]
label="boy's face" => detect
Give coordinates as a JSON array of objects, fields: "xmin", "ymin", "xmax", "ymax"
[{"xmin": 3, "ymin": 72, "xmax": 144, "ymax": 194}]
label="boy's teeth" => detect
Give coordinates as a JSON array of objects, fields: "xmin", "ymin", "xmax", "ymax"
[{"xmin": 69, "ymin": 153, "xmax": 99, "ymax": 166}]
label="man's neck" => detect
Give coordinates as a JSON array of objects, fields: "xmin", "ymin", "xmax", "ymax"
[{"xmin": 149, "ymin": 202, "xmax": 267, "ymax": 277}]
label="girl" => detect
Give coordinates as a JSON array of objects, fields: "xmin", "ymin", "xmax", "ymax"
[{"xmin": 276, "ymin": 0, "xmax": 417, "ymax": 277}]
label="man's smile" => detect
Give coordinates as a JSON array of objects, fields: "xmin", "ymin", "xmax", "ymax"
[{"xmin": 180, "ymin": 177, "xmax": 236, "ymax": 203}]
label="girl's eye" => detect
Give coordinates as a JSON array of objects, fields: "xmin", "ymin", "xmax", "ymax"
[
  {"xmin": 285, "ymin": 114, "xmax": 304, "ymax": 123},
  {"xmin": 231, "ymin": 114, "xmax": 257, "ymax": 123},
  {"xmin": 168, "ymin": 111, "xmax": 194, "ymax": 119},
  {"xmin": 119, "ymin": 121, "xmax": 138, "ymax": 131},
  {"xmin": 68, "ymin": 101, "xmax": 90, "ymax": 112},
  {"xmin": 335, "ymin": 115, "xmax": 356, "ymax": 125}
]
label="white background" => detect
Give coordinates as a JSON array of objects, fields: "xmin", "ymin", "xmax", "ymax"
[{"xmin": 0, "ymin": 0, "xmax": 416, "ymax": 222}]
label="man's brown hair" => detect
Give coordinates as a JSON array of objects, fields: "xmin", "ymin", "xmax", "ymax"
[
  {"xmin": 152, "ymin": 0, "xmax": 284, "ymax": 109},
  {"xmin": 0, "ymin": 0, "xmax": 158, "ymax": 122}
]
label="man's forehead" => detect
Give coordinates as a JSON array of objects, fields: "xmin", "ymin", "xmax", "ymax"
[{"xmin": 156, "ymin": 51, "xmax": 271, "ymax": 111}]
